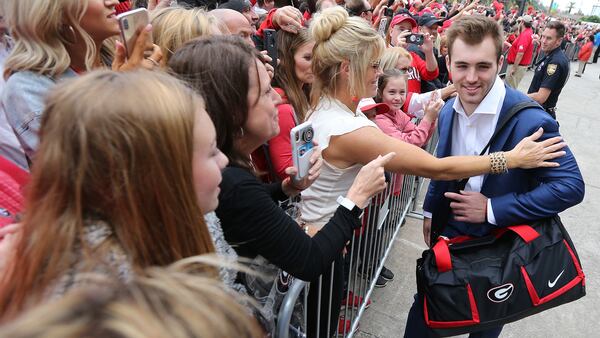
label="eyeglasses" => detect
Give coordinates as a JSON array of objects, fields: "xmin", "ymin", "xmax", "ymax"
[{"xmin": 370, "ymin": 60, "xmax": 381, "ymax": 69}]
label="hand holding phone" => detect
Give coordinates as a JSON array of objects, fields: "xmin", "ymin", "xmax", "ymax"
[
  {"xmin": 290, "ymin": 121, "xmax": 315, "ymax": 181},
  {"xmin": 407, "ymin": 33, "xmax": 425, "ymax": 45},
  {"xmin": 263, "ymin": 29, "xmax": 278, "ymax": 71},
  {"xmin": 114, "ymin": 8, "xmax": 162, "ymax": 71}
]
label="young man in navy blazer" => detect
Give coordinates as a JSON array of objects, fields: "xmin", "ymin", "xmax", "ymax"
[{"xmin": 404, "ymin": 16, "xmax": 585, "ymax": 338}]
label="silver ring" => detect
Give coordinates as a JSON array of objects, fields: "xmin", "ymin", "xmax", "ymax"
[{"xmin": 146, "ymin": 57, "xmax": 159, "ymax": 67}]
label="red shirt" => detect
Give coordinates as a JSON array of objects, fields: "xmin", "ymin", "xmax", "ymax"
[
  {"xmin": 507, "ymin": 28, "xmax": 534, "ymax": 65},
  {"xmin": 578, "ymin": 41, "xmax": 594, "ymax": 61},
  {"xmin": 401, "ymin": 52, "xmax": 439, "ymax": 112}
]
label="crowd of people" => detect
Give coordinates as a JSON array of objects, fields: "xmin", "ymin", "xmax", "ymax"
[{"xmin": 0, "ymin": 0, "xmax": 586, "ymax": 337}]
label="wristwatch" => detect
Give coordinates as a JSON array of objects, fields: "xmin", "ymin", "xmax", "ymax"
[{"xmin": 337, "ymin": 196, "xmax": 364, "ymax": 219}]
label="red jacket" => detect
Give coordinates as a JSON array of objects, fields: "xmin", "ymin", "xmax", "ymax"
[{"xmin": 578, "ymin": 41, "xmax": 593, "ymax": 62}]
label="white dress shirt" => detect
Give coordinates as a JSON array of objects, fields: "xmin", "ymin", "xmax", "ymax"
[{"xmin": 424, "ymin": 76, "xmax": 506, "ymax": 224}]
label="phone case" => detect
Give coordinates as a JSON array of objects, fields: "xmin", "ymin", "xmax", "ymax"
[
  {"xmin": 378, "ymin": 17, "xmax": 389, "ymax": 37},
  {"xmin": 117, "ymin": 8, "xmax": 151, "ymax": 57},
  {"xmin": 290, "ymin": 121, "xmax": 315, "ymax": 181},
  {"xmin": 263, "ymin": 29, "xmax": 278, "ymax": 70}
]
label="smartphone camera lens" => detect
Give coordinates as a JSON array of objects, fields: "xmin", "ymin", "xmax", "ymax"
[
  {"xmin": 123, "ymin": 19, "xmax": 129, "ymax": 30},
  {"xmin": 302, "ymin": 128, "xmax": 314, "ymax": 143}
]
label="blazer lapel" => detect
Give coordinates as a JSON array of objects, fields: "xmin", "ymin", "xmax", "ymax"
[{"xmin": 437, "ymin": 103, "xmax": 456, "ymax": 158}]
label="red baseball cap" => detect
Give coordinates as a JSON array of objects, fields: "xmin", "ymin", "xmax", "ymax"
[
  {"xmin": 360, "ymin": 103, "xmax": 392, "ymax": 116},
  {"xmin": 390, "ymin": 13, "xmax": 417, "ymax": 30}
]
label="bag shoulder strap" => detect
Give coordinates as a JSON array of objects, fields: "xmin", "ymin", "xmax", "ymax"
[
  {"xmin": 479, "ymin": 101, "xmax": 542, "ymax": 157},
  {"xmin": 456, "ymin": 100, "xmax": 541, "ymax": 189}
]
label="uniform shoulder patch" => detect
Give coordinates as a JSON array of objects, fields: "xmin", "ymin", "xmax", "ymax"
[{"xmin": 547, "ymin": 64, "xmax": 557, "ymax": 76}]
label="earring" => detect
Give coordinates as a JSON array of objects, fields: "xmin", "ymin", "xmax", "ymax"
[
  {"xmin": 239, "ymin": 127, "xmax": 245, "ymax": 137},
  {"xmin": 59, "ymin": 25, "xmax": 77, "ymax": 44}
]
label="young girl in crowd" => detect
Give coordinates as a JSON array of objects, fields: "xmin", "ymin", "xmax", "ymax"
[
  {"xmin": 380, "ymin": 47, "xmax": 455, "ymax": 115},
  {"xmin": 0, "ymin": 70, "xmax": 227, "ymax": 320},
  {"xmin": 365, "ymin": 69, "xmax": 440, "ymax": 147},
  {"xmin": 0, "ymin": 0, "xmax": 160, "ymax": 168}
]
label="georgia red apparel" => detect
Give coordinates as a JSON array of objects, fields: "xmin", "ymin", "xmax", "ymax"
[{"xmin": 507, "ymin": 27, "xmax": 534, "ymax": 65}]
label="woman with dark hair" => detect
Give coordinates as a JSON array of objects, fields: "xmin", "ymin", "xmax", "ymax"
[
  {"xmin": 253, "ymin": 28, "xmax": 315, "ymax": 181},
  {"xmin": 168, "ymin": 35, "xmax": 393, "ymax": 337}
]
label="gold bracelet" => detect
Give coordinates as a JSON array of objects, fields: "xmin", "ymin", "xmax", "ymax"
[{"xmin": 489, "ymin": 152, "xmax": 508, "ymax": 175}]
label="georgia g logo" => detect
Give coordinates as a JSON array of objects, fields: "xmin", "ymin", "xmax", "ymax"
[{"xmin": 487, "ymin": 283, "xmax": 514, "ymax": 303}]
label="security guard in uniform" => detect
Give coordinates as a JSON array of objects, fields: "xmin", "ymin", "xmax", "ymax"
[{"xmin": 528, "ymin": 21, "xmax": 569, "ymax": 120}]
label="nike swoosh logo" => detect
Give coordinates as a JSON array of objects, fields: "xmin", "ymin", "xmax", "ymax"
[
  {"xmin": 494, "ymin": 286, "xmax": 512, "ymax": 299},
  {"xmin": 548, "ymin": 269, "xmax": 565, "ymax": 288}
]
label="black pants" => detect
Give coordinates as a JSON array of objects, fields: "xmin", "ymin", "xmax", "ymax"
[
  {"xmin": 593, "ymin": 46, "xmax": 600, "ymax": 63},
  {"xmin": 307, "ymin": 253, "xmax": 344, "ymax": 338},
  {"xmin": 545, "ymin": 107, "xmax": 557, "ymax": 120}
]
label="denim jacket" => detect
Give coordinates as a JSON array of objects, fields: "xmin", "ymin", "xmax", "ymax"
[{"xmin": 1, "ymin": 69, "xmax": 77, "ymax": 165}]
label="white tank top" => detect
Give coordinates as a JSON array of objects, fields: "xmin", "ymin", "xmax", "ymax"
[{"xmin": 300, "ymin": 98, "xmax": 378, "ymax": 227}]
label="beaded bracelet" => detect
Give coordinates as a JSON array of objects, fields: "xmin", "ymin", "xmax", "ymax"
[{"xmin": 490, "ymin": 152, "xmax": 508, "ymax": 175}]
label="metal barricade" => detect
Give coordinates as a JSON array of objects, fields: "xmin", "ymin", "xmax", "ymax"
[{"xmin": 275, "ymin": 130, "xmax": 440, "ymax": 338}]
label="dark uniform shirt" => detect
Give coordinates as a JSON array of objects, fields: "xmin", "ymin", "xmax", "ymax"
[{"xmin": 527, "ymin": 47, "xmax": 570, "ymax": 115}]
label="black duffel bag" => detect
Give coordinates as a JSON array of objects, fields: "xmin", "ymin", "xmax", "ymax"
[{"xmin": 416, "ymin": 216, "xmax": 585, "ymax": 337}]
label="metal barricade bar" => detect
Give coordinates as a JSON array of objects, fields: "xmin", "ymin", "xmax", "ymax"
[{"xmin": 276, "ymin": 128, "xmax": 440, "ymax": 338}]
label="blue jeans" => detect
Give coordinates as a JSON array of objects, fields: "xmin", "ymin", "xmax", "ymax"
[{"xmin": 404, "ymin": 295, "xmax": 503, "ymax": 338}]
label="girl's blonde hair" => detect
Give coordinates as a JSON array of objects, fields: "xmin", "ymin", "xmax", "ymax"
[
  {"xmin": 0, "ymin": 259, "xmax": 263, "ymax": 338},
  {"xmin": 380, "ymin": 46, "xmax": 413, "ymax": 72},
  {"xmin": 0, "ymin": 70, "xmax": 216, "ymax": 319},
  {"xmin": 2, "ymin": 0, "xmax": 104, "ymax": 78},
  {"xmin": 151, "ymin": 7, "xmax": 222, "ymax": 64},
  {"xmin": 309, "ymin": 6, "xmax": 385, "ymax": 109}
]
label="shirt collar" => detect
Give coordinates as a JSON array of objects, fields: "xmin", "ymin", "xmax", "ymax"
[{"xmin": 453, "ymin": 76, "xmax": 506, "ymax": 117}]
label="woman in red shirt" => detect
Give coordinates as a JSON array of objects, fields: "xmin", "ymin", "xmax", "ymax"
[
  {"xmin": 575, "ymin": 35, "xmax": 595, "ymax": 77},
  {"xmin": 253, "ymin": 29, "xmax": 315, "ymax": 181}
]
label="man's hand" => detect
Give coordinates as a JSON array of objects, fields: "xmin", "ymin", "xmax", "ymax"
[
  {"xmin": 396, "ymin": 30, "xmax": 411, "ymax": 48},
  {"xmin": 423, "ymin": 217, "xmax": 432, "ymax": 247},
  {"xmin": 445, "ymin": 190, "xmax": 488, "ymax": 223},
  {"xmin": 421, "ymin": 33, "xmax": 434, "ymax": 54},
  {"xmin": 259, "ymin": 51, "xmax": 276, "ymax": 79},
  {"xmin": 273, "ymin": 6, "xmax": 303, "ymax": 34}
]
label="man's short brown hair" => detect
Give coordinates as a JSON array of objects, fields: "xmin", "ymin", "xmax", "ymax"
[
  {"xmin": 446, "ymin": 16, "xmax": 504, "ymax": 62},
  {"xmin": 546, "ymin": 21, "xmax": 566, "ymax": 39}
]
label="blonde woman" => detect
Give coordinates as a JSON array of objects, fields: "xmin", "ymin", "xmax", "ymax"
[
  {"xmin": 151, "ymin": 7, "xmax": 225, "ymax": 65},
  {"xmin": 1, "ymin": 0, "xmax": 161, "ymax": 167},
  {"xmin": 0, "ymin": 262, "xmax": 263, "ymax": 338},
  {"xmin": 301, "ymin": 6, "xmax": 564, "ymax": 228},
  {"xmin": 0, "ymin": 70, "xmax": 224, "ymax": 320}
]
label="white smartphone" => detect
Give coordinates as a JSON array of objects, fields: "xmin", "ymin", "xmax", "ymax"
[
  {"xmin": 116, "ymin": 8, "xmax": 152, "ymax": 58},
  {"xmin": 290, "ymin": 121, "xmax": 315, "ymax": 181}
]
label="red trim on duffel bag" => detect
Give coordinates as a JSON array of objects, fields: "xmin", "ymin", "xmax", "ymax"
[
  {"xmin": 432, "ymin": 225, "xmax": 540, "ymax": 273},
  {"xmin": 521, "ymin": 240, "xmax": 585, "ymax": 306},
  {"xmin": 424, "ymin": 283, "xmax": 480, "ymax": 328},
  {"xmin": 432, "ymin": 238, "xmax": 452, "ymax": 272}
]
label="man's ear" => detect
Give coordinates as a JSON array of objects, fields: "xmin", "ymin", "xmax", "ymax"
[
  {"xmin": 445, "ymin": 54, "xmax": 451, "ymax": 71},
  {"xmin": 497, "ymin": 54, "xmax": 504, "ymax": 74}
]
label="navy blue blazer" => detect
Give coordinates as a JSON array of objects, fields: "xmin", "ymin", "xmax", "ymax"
[{"xmin": 423, "ymin": 86, "xmax": 585, "ymax": 237}]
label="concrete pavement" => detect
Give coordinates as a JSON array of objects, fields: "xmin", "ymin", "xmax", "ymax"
[{"xmin": 356, "ymin": 61, "xmax": 600, "ymax": 338}]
